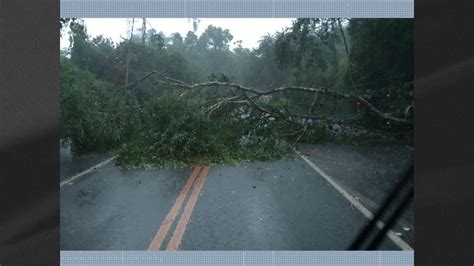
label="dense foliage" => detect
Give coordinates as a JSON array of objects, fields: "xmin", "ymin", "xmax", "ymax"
[
  {"xmin": 60, "ymin": 18, "xmax": 413, "ymax": 167},
  {"xmin": 117, "ymin": 95, "xmax": 291, "ymax": 168},
  {"xmin": 60, "ymin": 59, "xmax": 134, "ymax": 154}
]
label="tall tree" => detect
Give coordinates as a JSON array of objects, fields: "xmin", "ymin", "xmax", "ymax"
[{"xmin": 125, "ymin": 18, "xmax": 135, "ymax": 84}]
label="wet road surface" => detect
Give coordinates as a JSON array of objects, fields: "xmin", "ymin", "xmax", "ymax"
[
  {"xmin": 60, "ymin": 143, "xmax": 112, "ymax": 181},
  {"xmin": 60, "ymin": 144, "xmax": 413, "ymax": 250},
  {"xmin": 297, "ymin": 143, "xmax": 414, "ymax": 245}
]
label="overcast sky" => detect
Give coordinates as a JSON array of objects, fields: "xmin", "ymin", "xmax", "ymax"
[{"xmin": 60, "ymin": 18, "xmax": 295, "ymax": 50}]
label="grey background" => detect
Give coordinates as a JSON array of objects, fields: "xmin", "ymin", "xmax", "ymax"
[
  {"xmin": 60, "ymin": 0, "xmax": 413, "ymax": 18},
  {"xmin": 60, "ymin": 250, "xmax": 414, "ymax": 265}
]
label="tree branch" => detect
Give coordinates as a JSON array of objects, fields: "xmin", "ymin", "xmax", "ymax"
[{"xmin": 116, "ymin": 71, "xmax": 412, "ymax": 126}]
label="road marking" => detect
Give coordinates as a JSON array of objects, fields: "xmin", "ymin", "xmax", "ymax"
[
  {"xmin": 166, "ymin": 165, "xmax": 210, "ymax": 251},
  {"xmin": 336, "ymin": 179, "xmax": 412, "ymax": 230},
  {"xmin": 298, "ymin": 152, "xmax": 413, "ymax": 250},
  {"xmin": 147, "ymin": 166, "xmax": 202, "ymax": 250},
  {"xmin": 60, "ymin": 156, "xmax": 116, "ymax": 187}
]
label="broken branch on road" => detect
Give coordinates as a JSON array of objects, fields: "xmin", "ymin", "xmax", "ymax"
[{"xmin": 135, "ymin": 71, "xmax": 412, "ymax": 127}]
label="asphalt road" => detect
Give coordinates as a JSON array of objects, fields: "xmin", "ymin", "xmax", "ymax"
[
  {"xmin": 297, "ymin": 143, "xmax": 414, "ymax": 245},
  {"xmin": 60, "ymin": 144, "xmax": 413, "ymax": 250},
  {"xmin": 60, "ymin": 143, "xmax": 112, "ymax": 181}
]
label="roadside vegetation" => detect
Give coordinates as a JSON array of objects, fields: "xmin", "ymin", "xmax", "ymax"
[{"xmin": 60, "ymin": 18, "xmax": 413, "ymax": 168}]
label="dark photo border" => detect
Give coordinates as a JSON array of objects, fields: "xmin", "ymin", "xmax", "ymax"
[
  {"xmin": 1, "ymin": 0, "xmax": 60, "ymax": 265},
  {"xmin": 414, "ymin": 0, "xmax": 474, "ymax": 264}
]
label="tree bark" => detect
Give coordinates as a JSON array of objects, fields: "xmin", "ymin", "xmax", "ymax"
[{"xmin": 125, "ymin": 18, "xmax": 135, "ymax": 85}]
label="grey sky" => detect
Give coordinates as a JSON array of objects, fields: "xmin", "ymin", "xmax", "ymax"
[{"xmin": 60, "ymin": 18, "xmax": 295, "ymax": 50}]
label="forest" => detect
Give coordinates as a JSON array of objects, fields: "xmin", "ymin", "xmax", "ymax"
[{"xmin": 59, "ymin": 18, "xmax": 413, "ymax": 168}]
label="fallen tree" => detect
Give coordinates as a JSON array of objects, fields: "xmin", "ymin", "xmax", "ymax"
[
  {"xmin": 125, "ymin": 71, "xmax": 413, "ymax": 127},
  {"xmin": 62, "ymin": 69, "xmax": 413, "ymax": 167}
]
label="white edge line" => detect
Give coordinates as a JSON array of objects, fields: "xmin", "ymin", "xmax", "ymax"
[
  {"xmin": 298, "ymin": 152, "xmax": 413, "ymax": 250},
  {"xmin": 60, "ymin": 156, "xmax": 116, "ymax": 187}
]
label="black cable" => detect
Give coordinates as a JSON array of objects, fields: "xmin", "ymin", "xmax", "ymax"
[
  {"xmin": 349, "ymin": 162, "xmax": 414, "ymax": 250},
  {"xmin": 366, "ymin": 182, "xmax": 414, "ymax": 249}
]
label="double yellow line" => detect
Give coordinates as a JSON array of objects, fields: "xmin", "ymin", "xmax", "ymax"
[{"xmin": 148, "ymin": 165, "xmax": 210, "ymax": 251}]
